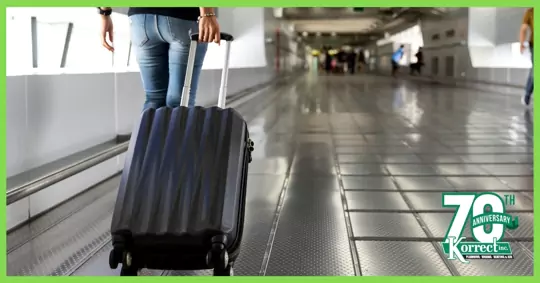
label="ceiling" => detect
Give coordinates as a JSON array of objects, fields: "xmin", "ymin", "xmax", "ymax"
[{"xmin": 278, "ymin": 7, "xmax": 450, "ymax": 47}]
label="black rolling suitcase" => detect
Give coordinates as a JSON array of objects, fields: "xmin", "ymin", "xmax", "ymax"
[{"xmin": 109, "ymin": 32, "xmax": 254, "ymax": 276}]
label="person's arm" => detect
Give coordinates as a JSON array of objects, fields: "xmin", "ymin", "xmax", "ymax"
[
  {"xmin": 99, "ymin": 7, "xmax": 114, "ymax": 52},
  {"xmin": 198, "ymin": 8, "xmax": 220, "ymax": 43},
  {"xmin": 520, "ymin": 9, "xmax": 532, "ymax": 53}
]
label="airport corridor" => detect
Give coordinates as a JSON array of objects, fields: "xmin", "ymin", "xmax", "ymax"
[{"xmin": 7, "ymin": 74, "xmax": 534, "ymax": 276}]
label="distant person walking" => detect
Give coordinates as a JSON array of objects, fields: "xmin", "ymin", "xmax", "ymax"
[
  {"xmin": 391, "ymin": 44, "xmax": 405, "ymax": 77},
  {"xmin": 520, "ymin": 8, "xmax": 534, "ymax": 106},
  {"xmin": 324, "ymin": 47, "xmax": 332, "ymax": 74},
  {"xmin": 98, "ymin": 7, "xmax": 221, "ymax": 110},
  {"xmin": 409, "ymin": 47, "xmax": 424, "ymax": 75},
  {"xmin": 347, "ymin": 51, "xmax": 357, "ymax": 74},
  {"xmin": 357, "ymin": 49, "xmax": 366, "ymax": 72}
]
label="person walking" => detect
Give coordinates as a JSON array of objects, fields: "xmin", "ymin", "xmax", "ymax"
[
  {"xmin": 409, "ymin": 47, "xmax": 424, "ymax": 75},
  {"xmin": 520, "ymin": 8, "xmax": 534, "ymax": 106},
  {"xmin": 391, "ymin": 44, "xmax": 405, "ymax": 77},
  {"xmin": 98, "ymin": 7, "xmax": 221, "ymax": 109},
  {"xmin": 357, "ymin": 49, "xmax": 366, "ymax": 72},
  {"xmin": 347, "ymin": 50, "xmax": 357, "ymax": 74}
]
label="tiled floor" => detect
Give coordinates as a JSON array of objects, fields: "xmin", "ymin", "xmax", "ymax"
[
  {"xmin": 7, "ymin": 74, "xmax": 534, "ymax": 276},
  {"xmin": 292, "ymin": 74, "xmax": 534, "ymax": 276}
]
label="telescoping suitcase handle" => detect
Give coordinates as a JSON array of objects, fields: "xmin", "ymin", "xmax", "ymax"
[{"xmin": 181, "ymin": 32, "xmax": 235, "ymax": 108}]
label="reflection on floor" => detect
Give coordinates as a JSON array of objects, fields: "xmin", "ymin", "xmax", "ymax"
[{"xmin": 7, "ymin": 74, "xmax": 534, "ymax": 276}]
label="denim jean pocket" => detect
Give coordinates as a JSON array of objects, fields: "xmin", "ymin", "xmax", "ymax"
[
  {"xmin": 130, "ymin": 14, "xmax": 149, "ymax": 47},
  {"xmin": 167, "ymin": 17, "xmax": 198, "ymax": 45}
]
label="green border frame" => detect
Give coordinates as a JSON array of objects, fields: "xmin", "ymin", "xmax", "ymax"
[{"xmin": 0, "ymin": 1, "xmax": 537, "ymax": 280}]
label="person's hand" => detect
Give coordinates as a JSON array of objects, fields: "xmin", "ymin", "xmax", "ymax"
[
  {"xmin": 198, "ymin": 16, "xmax": 221, "ymax": 45},
  {"xmin": 520, "ymin": 43, "xmax": 526, "ymax": 54},
  {"xmin": 100, "ymin": 14, "xmax": 114, "ymax": 52}
]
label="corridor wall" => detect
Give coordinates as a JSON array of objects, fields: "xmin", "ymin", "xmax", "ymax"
[
  {"xmin": 420, "ymin": 7, "xmax": 530, "ymax": 87},
  {"xmin": 6, "ymin": 7, "xmax": 304, "ymax": 230},
  {"xmin": 369, "ymin": 7, "xmax": 530, "ymax": 92}
]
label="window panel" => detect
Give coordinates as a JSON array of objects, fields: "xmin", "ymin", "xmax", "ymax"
[
  {"xmin": 36, "ymin": 21, "xmax": 69, "ymax": 70},
  {"xmin": 6, "ymin": 12, "xmax": 33, "ymax": 75}
]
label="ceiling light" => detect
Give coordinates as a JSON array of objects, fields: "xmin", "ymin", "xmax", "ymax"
[
  {"xmin": 273, "ymin": 8, "xmax": 283, "ymax": 18},
  {"xmin": 302, "ymin": 31, "xmax": 308, "ymax": 37},
  {"xmin": 331, "ymin": 32, "xmax": 337, "ymax": 36},
  {"xmin": 316, "ymin": 32, "xmax": 321, "ymax": 36},
  {"xmin": 288, "ymin": 24, "xmax": 295, "ymax": 32}
]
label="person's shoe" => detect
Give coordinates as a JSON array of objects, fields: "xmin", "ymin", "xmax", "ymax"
[{"xmin": 522, "ymin": 95, "xmax": 531, "ymax": 106}]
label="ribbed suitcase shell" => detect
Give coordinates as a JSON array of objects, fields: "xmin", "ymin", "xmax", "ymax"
[{"xmin": 110, "ymin": 105, "xmax": 249, "ymax": 269}]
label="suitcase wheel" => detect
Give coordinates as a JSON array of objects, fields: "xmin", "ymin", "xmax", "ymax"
[
  {"xmin": 248, "ymin": 139, "xmax": 254, "ymax": 152},
  {"xmin": 247, "ymin": 139, "xmax": 254, "ymax": 163},
  {"xmin": 207, "ymin": 242, "xmax": 233, "ymax": 276},
  {"xmin": 119, "ymin": 252, "xmax": 139, "ymax": 276},
  {"xmin": 214, "ymin": 263, "xmax": 233, "ymax": 276},
  {"xmin": 109, "ymin": 250, "xmax": 120, "ymax": 269}
]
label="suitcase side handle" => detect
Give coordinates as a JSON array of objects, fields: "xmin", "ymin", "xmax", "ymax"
[{"xmin": 181, "ymin": 32, "xmax": 234, "ymax": 109}]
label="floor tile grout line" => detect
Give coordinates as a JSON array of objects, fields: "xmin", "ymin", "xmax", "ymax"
[
  {"xmin": 418, "ymin": 123, "xmax": 533, "ymax": 183},
  {"xmin": 423, "ymin": 120, "xmax": 537, "ymax": 241},
  {"xmin": 302, "ymin": 77, "xmax": 533, "ymax": 275},
  {"xmin": 334, "ymin": 152, "xmax": 533, "ymax": 156},
  {"xmin": 345, "ymin": 209, "xmax": 534, "ymax": 213},
  {"xmin": 489, "ymin": 173, "xmax": 536, "ymax": 260},
  {"xmin": 350, "ymin": 236, "xmax": 534, "ymax": 242},
  {"xmin": 257, "ymin": 80, "xmax": 302, "ymax": 277},
  {"xmin": 337, "ymin": 162, "xmax": 533, "ymax": 165},
  {"xmin": 335, "ymin": 162, "xmax": 531, "ymax": 192},
  {"xmin": 336, "ymin": 173, "xmax": 533, "ymax": 177},
  {"xmin": 488, "ymin": 175, "xmax": 535, "ymax": 203},
  {"xmin": 342, "ymin": 88, "xmax": 461, "ymax": 276},
  {"xmin": 331, "ymin": 144, "xmax": 363, "ymax": 276},
  {"xmin": 336, "ymin": 80, "xmax": 532, "ymax": 274},
  {"xmin": 345, "ymin": 84, "xmax": 454, "ymax": 158},
  {"xmin": 327, "ymin": 83, "xmax": 363, "ymax": 276},
  {"xmin": 513, "ymin": 242, "xmax": 535, "ymax": 260},
  {"xmin": 385, "ymin": 176, "xmax": 463, "ymax": 276},
  {"xmin": 257, "ymin": 152, "xmax": 295, "ymax": 276},
  {"xmin": 343, "ymin": 189, "xmax": 533, "ymax": 193}
]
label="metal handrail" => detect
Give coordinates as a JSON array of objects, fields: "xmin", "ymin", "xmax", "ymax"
[
  {"xmin": 7, "ymin": 142, "xmax": 129, "ymax": 205},
  {"xmin": 5, "ymin": 76, "xmax": 291, "ymax": 206}
]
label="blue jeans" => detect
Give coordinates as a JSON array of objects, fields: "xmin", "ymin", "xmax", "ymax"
[
  {"xmin": 130, "ymin": 14, "xmax": 208, "ymax": 109},
  {"xmin": 525, "ymin": 46, "xmax": 534, "ymax": 99}
]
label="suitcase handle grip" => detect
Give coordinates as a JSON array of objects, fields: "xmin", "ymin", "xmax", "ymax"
[
  {"xmin": 190, "ymin": 32, "xmax": 234, "ymax": 42},
  {"xmin": 181, "ymin": 32, "xmax": 234, "ymax": 109}
]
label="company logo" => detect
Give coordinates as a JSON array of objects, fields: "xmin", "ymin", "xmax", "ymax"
[{"xmin": 441, "ymin": 192, "xmax": 519, "ymax": 263}]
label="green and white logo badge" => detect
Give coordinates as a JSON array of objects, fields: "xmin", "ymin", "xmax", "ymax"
[{"xmin": 441, "ymin": 192, "xmax": 519, "ymax": 263}]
